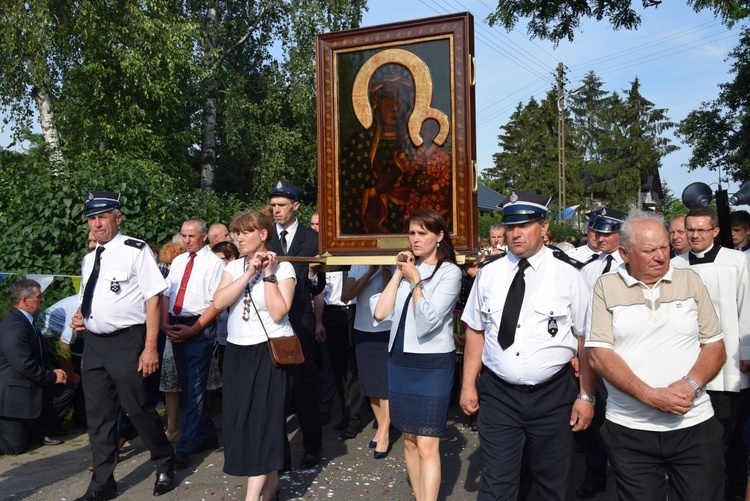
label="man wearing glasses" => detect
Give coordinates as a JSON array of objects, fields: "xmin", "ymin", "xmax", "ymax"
[{"xmin": 673, "ymin": 206, "xmax": 750, "ymax": 500}]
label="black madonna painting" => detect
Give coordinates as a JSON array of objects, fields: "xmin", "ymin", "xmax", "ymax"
[{"xmin": 316, "ymin": 13, "xmax": 477, "ymax": 255}]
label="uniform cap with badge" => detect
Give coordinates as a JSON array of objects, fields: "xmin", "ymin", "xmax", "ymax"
[
  {"xmin": 269, "ymin": 180, "xmax": 303, "ymax": 201},
  {"xmin": 498, "ymin": 190, "xmax": 552, "ymax": 225},
  {"xmin": 590, "ymin": 208, "xmax": 627, "ymax": 233},
  {"xmin": 84, "ymin": 190, "xmax": 121, "ymax": 217}
]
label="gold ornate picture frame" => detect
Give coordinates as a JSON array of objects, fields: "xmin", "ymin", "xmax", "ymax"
[{"xmin": 316, "ymin": 12, "xmax": 477, "ymax": 256}]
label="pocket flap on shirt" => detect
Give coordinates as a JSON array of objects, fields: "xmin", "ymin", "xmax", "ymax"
[
  {"xmin": 534, "ymin": 300, "xmax": 567, "ymax": 318},
  {"xmin": 105, "ymin": 271, "xmax": 128, "ymax": 283}
]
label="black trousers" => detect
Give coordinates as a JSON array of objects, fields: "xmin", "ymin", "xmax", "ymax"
[
  {"xmin": 284, "ymin": 333, "xmax": 322, "ymax": 460},
  {"xmin": 82, "ymin": 326, "xmax": 174, "ymax": 491},
  {"xmin": 709, "ymin": 388, "xmax": 750, "ymax": 496},
  {"xmin": 0, "ymin": 383, "xmax": 76, "ymax": 455},
  {"xmin": 323, "ymin": 305, "xmax": 363, "ymax": 428},
  {"xmin": 581, "ymin": 375, "xmax": 608, "ymax": 487},
  {"xmin": 601, "ymin": 418, "xmax": 724, "ymax": 501},
  {"xmin": 477, "ymin": 368, "xmax": 577, "ymax": 501}
]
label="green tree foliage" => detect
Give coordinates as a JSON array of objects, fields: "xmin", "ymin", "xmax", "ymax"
[
  {"xmin": 0, "ymin": 136, "xmax": 247, "ymax": 276},
  {"xmin": 677, "ymin": 27, "xmax": 750, "ymax": 182},
  {"xmin": 0, "ymin": 0, "xmax": 367, "ymax": 201},
  {"xmin": 486, "ymin": 0, "xmax": 748, "ymax": 44},
  {"xmin": 485, "ymin": 72, "xmax": 677, "ymax": 212}
]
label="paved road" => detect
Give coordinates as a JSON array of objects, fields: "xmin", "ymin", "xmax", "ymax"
[{"xmin": 0, "ymin": 402, "xmax": 617, "ymax": 500}]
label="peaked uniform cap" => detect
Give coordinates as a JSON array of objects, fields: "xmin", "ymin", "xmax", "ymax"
[
  {"xmin": 269, "ymin": 180, "xmax": 302, "ymax": 201},
  {"xmin": 590, "ymin": 207, "xmax": 627, "ymax": 233},
  {"xmin": 500, "ymin": 190, "xmax": 551, "ymax": 225},
  {"xmin": 85, "ymin": 190, "xmax": 121, "ymax": 217}
]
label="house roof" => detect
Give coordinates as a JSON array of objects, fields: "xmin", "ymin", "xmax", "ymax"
[{"xmin": 478, "ymin": 182, "xmax": 505, "ymax": 212}]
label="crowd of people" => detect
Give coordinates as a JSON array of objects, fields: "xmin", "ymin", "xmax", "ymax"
[{"xmin": 1, "ymin": 181, "xmax": 749, "ymax": 501}]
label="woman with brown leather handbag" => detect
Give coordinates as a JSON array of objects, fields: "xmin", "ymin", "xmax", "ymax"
[{"xmin": 212, "ymin": 207, "xmax": 296, "ymax": 501}]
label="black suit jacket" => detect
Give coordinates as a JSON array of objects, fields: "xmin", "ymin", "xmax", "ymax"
[
  {"xmin": 0, "ymin": 308, "xmax": 56, "ymax": 419},
  {"xmin": 270, "ymin": 222, "xmax": 324, "ymax": 340}
]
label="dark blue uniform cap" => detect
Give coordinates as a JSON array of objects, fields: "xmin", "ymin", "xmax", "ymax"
[
  {"xmin": 269, "ymin": 180, "xmax": 302, "ymax": 201},
  {"xmin": 585, "ymin": 208, "xmax": 605, "ymax": 228},
  {"xmin": 590, "ymin": 208, "xmax": 627, "ymax": 233},
  {"xmin": 84, "ymin": 190, "xmax": 121, "ymax": 217},
  {"xmin": 499, "ymin": 190, "xmax": 551, "ymax": 225}
]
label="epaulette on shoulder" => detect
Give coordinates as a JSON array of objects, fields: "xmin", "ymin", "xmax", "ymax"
[
  {"xmin": 477, "ymin": 252, "xmax": 507, "ymax": 269},
  {"xmin": 551, "ymin": 248, "xmax": 587, "ymax": 270},
  {"xmin": 580, "ymin": 253, "xmax": 599, "ymax": 267},
  {"xmin": 124, "ymin": 238, "xmax": 146, "ymax": 250}
]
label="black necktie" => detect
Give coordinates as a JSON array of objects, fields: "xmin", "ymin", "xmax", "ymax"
[
  {"xmin": 280, "ymin": 230, "xmax": 288, "ymax": 255},
  {"xmin": 498, "ymin": 259, "xmax": 531, "ymax": 350},
  {"xmin": 602, "ymin": 254, "xmax": 615, "ymax": 274},
  {"xmin": 81, "ymin": 246, "xmax": 104, "ymax": 318}
]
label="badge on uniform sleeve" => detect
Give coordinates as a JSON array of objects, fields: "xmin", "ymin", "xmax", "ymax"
[{"xmin": 548, "ymin": 318, "xmax": 558, "ymax": 337}]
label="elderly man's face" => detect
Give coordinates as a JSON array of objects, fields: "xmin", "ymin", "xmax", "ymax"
[
  {"xmin": 668, "ymin": 217, "xmax": 689, "ymax": 255},
  {"xmin": 181, "ymin": 222, "xmax": 207, "ymax": 253},
  {"xmin": 685, "ymin": 215, "xmax": 719, "ymax": 254},
  {"xmin": 489, "ymin": 228, "xmax": 505, "ymax": 247},
  {"xmin": 88, "ymin": 211, "xmax": 122, "ymax": 245},
  {"xmin": 621, "ymin": 220, "xmax": 670, "ymax": 286}
]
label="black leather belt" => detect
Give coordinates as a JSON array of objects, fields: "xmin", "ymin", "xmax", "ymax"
[
  {"xmin": 485, "ymin": 363, "xmax": 571, "ymax": 394},
  {"xmin": 325, "ymin": 304, "xmax": 350, "ymax": 310},
  {"xmin": 92, "ymin": 324, "xmax": 143, "ymax": 337},
  {"xmin": 169, "ymin": 315, "xmax": 200, "ymax": 326}
]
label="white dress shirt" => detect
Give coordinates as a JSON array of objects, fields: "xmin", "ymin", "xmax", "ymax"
[{"xmin": 164, "ymin": 245, "xmax": 225, "ymax": 317}]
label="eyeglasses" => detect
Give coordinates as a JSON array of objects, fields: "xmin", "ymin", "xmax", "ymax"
[{"xmin": 685, "ymin": 227, "xmax": 716, "ymax": 235}]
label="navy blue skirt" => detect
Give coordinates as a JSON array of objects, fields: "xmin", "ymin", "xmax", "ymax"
[
  {"xmin": 354, "ymin": 328, "xmax": 389, "ymax": 398},
  {"xmin": 388, "ymin": 348, "xmax": 454, "ymax": 437}
]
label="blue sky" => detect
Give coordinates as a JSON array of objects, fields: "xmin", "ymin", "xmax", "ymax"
[{"xmin": 362, "ymin": 0, "xmax": 747, "ymax": 206}]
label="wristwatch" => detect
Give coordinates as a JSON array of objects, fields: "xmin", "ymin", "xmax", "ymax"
[
  {"xmin": 682, "ymin": 376, "xmax": 704, "ymax": 398},
  {"xmin": 263, "ymin": 274, "xmax": 277, "ymax": 283},
  {"xmin": 577, "ymin": 393, "xmax": 596, "ymax": 406}
]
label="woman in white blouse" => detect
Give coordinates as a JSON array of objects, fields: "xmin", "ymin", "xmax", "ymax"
[
  {"xmin": 373, "ymin": 209, "xmax": 461, "ymax": 501},
  {"xmin": 213, "ymin": 207, "xmax": 295, "ymax": 501}
]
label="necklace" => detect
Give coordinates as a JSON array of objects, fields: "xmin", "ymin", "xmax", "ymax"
[{"xmin": 241, "ymin": 257, "xmax": 262, "ymax": 321}]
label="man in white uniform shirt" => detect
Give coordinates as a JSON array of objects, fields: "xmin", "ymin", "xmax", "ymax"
[
  {"xmin": 567, "ymin": 209, "xmax": 601, "ymax": 264},
  {"xmin": 673, "ymin": 206, "xmax": 750, "ymax": 500},
  {"xmin": 71, "ymin": 191, "xmax": 175, "ymax": 500},
  {"xmin": 587, "ymin": 210, "xmax": 726, "ymax": 500},
  {"xmin": 460, "ymin": 190, "xmax": 595, "ymax": 501},
  {"xmin": 161, "ymin": 219, "xmax": 225, "ymax": 469},
  {"xmin": 577, "ymin": 207, "xmax": 626, "ymax": 498}
]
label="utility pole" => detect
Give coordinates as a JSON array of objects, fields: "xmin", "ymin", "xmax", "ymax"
[{"xmin": 557, "ymin": 63, "xmax": 565, "ymax": 224}]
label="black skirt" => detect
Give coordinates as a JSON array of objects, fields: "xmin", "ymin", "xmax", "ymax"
[
  {"xmin": 222, "ymin": 341, "xmax": 287, "ymax": 476},
  {"xmin": 354, "ymin": 328, "xmax": 390, "ymax": 398}
]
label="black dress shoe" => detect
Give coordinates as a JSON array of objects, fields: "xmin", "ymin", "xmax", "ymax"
[
  {"xmin": 299, "ymin": 453, "xmax": 320, "ymax": 469},
  {"xmin": 174, "ymin": 452, "xmax": 191, "ymax": 469},
  {"xmin": 73, "ymin": 489, "xmax": 117, "ymax": 501},
  {"xmin": 339, "ymin": 426, "xmax": 360, "ymax": 439},
  {"xmin": 153, "ymin": 471, "xmax": 176, "ymax": 496},
  {"xmin": 575, "ymin": 482, "xmax": 605, "ymax": 498}
]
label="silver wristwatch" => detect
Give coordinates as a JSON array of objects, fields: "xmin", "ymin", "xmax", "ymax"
[
  {"xmin": 576, "ymin": 393, "xmax": 596, "ymax": 406},
  {"xmin": 682, "ymin": 376, "xmax": 704, "ymax": 399}
]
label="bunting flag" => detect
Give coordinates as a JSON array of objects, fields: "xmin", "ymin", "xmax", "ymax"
[
  {"xmin": 71, "ymin": 276, "xmax": 82, "ymax": 294},
  {"xmin": 0, "ymin": 273, "xmax": 6, "ymax": 284},
  {"xmin": 26, "ymin": 274, "xmax": 56, "ymax": 292}
]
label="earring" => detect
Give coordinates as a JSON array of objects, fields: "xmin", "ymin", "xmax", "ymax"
[{"xmin": 437, "ymin": 242, "xmax": 441, "ymax": 247}]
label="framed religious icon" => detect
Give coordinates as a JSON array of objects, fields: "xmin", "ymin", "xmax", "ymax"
[{"xmin": 316, "ymin": 12, "xmax": 478, "ymax": 256}]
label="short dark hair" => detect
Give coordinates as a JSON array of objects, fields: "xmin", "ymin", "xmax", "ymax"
[
  {"xmin": 11, "ymin": 279, "xmax": 41, "ymax": 305},
  {"xmin": 731, "ymin": 210, "xmax": 750, "ymax": 230},
  {"xmin": 685, "ymin": 207, "xmax": 718, "ymax": 228},
  {"xmin": 212, "ymin": 241, "xmax": 240, "ymax": 260}
]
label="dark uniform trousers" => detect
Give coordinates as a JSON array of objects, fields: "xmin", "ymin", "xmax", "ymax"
[
  {"xmin": 708, "ymin": 388, "xmax": 750, "ymax": 496},
  {"xmin": 284, "ymin": 332, "xmax": 323, "ymax": 460},
  {"xmin": 323, "ymin": 304, "xmax": 363, "ymax": 428},
  {"xmin": 477, "ymin": 367, "xmax": 577, "ymax": 501},
  {"xmin": 0, "ymin": 383, "xmax": 75, "ymax": 455},
  {"xmin": 83, "ymin": 325, "xmax": 174, "ymax": 491}
]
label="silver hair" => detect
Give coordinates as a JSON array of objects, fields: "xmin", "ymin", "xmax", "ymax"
[
  {"xmin": 490, "ymin": 222, "xmax": 505, "ymax": 233},
  {"xmin": 11, "ymin": 279, "xmax": 41, "ymax": 305},
  {"xmin": 183, "ymin": 219, "xmax": 207, "ymax": 234},
  {"xmin": 619, "ymin": 209, "xmax": 665, "ymax": 252}
]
